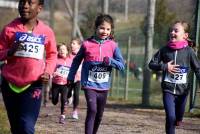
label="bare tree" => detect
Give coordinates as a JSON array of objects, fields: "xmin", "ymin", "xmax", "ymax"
[
  {"xmin": 49, "ymin": 0, "xmax": 54, "ymax": 29},
  {"xmin": 125, "ymin": 0, "xmax": 129, "ymax": 22},
  {"xmin": 101, "ymin": 0, "xmax": 109, "ymax": 14},
  {"xmin": 72, "ymin": 0, "xmax": 79, "ymax": 38},
  {"xmin": 142, "ymin": 0, "xmax": 156, "ymax": 106},
  {"xmin": 64, "ymin": 0, "xmax": 83, "ymax": 41}
]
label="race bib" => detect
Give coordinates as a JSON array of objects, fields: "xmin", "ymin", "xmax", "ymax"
[
  {"xmin": 88, "ymin": 65, "xmax": 111, "ymax": 83},
  {"xmin": 55, "ymin": 65, "xmax": 70, "ymax": 78},
  {"xmin": 14, "ymin": 32, "xmax": 45, "ymax": 59},
  {"xmin": 164, "ymin": 66, "xmax": 189, "ymax": 84}
]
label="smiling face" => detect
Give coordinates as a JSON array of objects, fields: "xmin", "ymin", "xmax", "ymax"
[
  {"xmin": 58, "ymin": 45, "xmax": 68, "ymax": 58},
  {"xmin": 95, "ymin": 21, "xmax": 112, "ymax": 39},
  {"xmin": 169, "ymin": 23, "xmax": 188, "ymax": 42},
  {"xmin": 18, "ymin": 0, "xmax": 42, "ymax": 22}
]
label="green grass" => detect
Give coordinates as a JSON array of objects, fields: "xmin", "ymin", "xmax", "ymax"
[
  {"xmin": 109, "ymin": 75, "xmax": 200, "ymax": 116},
  {"xmin": 0, "ymin": 104, "xmax": 10, "ymax": 134}
]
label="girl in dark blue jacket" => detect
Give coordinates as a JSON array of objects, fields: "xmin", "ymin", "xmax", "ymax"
[{"xmin": 149, "ymin": 21, "xmax": 200, "ymax": 134}]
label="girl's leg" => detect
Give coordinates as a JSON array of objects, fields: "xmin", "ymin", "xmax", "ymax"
[
  {"xmin": 60, "ymin": 85, "xmax": 69, "ymax": 115},
  {"xmin": 51, "ymin": 83, "xmax": 60, "ymax": 105},
  {"xmin": 175, "ymin": 94, "xmax": 188, "ymax": 123},
  {"xmin": 93, "ymin": 90, "xmax": 108, "ymax": 134},
  {"xmin": 2, "ymin": 79, "xmax": 42, "ymax": 134},
  {"xmin": 84, "ymin": 89, "xmax": 97, "ymax": 134},
  {"xmin": 163, "ymin": 92, "xmax": 176, "ymax": 134},
  {"xmin": 17, "ymin": 81, "xmax": 42, "ymax": 134},
  {"xmin": 1, "ymin": 79, "xmax": 20, "ymax": 134},
  {"xmin": 73, "ymin": 81, "xmax": 81, "ymax": 110}
]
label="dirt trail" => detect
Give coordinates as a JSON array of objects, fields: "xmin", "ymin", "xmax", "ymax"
[{"xmin": 36, "ymin": 96, "xmax": 200, "ymax": 134}]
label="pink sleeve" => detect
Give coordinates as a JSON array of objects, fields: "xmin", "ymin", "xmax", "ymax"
[
  {"xmin": 44, "ymin": 29, "xmax": 57, "ymax": 75},
  {"xmin": 0, "ymin": 27, "xmax": 13, "ymax": 60}
]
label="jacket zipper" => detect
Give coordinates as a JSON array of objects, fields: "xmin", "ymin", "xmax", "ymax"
[
  {"xmin": 173, "ymin": 50, "xmax": 177, "ymax": 94},
  {"xmin": 99, "ymin": 43, "xmax": 102, "ymax": 61}
]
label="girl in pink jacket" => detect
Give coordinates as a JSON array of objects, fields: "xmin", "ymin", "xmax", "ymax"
[
  {"xmin": 67, "ymin": 38, "xmax": 82, "ymax": 120},
  {"xmin": 0, "ymin": 0, "xmax": 57, "ymax": 133},
  {"xmin": 52, "ymin": 43, "xmax": 70, "ymax": 124}
]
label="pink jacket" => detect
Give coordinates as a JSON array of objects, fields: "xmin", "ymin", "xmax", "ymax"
[
  {"xmin": 52, "ymin": 54, "xmax": 81, "ymax": 85},
  {"xmin": 0, "ymin": 18, "xmax": 57, "ymax": 87}
]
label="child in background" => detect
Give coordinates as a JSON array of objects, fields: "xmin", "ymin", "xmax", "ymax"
[
  {"xmin": 51, "ymin": 43, "xmax": 70, "ymax": 124},
  {"xmin": 149, "ymin": 21, "xmax": 200, "ymax": 134},
  {"xmin": 67, "ymin": 38, "xmax": 82, "ymax": 120},
  {"xmin": 67, "ymin": 14, "xmax": 125, "ymax": 134},
  {"xmin": 0, "ymin": 0, "xmax": 57, "ymax": 133}
]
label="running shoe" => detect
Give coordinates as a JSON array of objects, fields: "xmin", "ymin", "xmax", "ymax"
[
  {"xmin": 72, "ymin": 110, "xmax": 78, "ymax": 120},
  {"xmin": 59, "ymin": 115, "xmax": 66, "ymax": 124}
]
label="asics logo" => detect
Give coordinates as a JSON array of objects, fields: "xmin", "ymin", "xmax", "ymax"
[{"xmin": 19, "ymin": 33, "xmax": 43, "ymax": 43}]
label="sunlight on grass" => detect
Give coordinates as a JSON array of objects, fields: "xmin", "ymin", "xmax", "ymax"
[{"xmin": 0, "ymin": 103, "xmax": 10, "ymax": 134}]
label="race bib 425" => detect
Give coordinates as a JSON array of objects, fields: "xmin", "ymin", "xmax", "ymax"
[{"xmin": 14, "ymin": 32, "xmax": 46, "ymax": 59}]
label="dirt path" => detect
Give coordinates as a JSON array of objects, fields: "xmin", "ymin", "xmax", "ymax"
[{"xmin": 36, "ymin": 96, "xmax": 200, "ymax": 134}]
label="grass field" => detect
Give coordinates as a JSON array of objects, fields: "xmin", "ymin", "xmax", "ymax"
[{"xmin": 0, "ymin": 104, "xmax": 10, "ymax": 134}]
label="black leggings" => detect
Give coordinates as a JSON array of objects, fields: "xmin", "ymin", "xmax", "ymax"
[
  {"xmin": 84, "ymin": 89, "xmax": 108, "ymax": 134},
  {"xmin": 67, "ymin": 81, "xmax": 80, "ymax": 110},
  {"xmin": 51, "ymin": 83, "xmax": 69, "ymax": 115}
]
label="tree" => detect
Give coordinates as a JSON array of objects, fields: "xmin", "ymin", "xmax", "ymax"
[
  {"xmin": 101, "ymin": 0, "xmax": 109, "ymax": 14},
  {"xmin": 80, "ymin": 5, "xmax": 98, "ymax": 38},
  {"xmin": 72, "ymin": 0, "xmax": 79, "ymax": 38},
  {"xmin": 154, "ymin": 0, "xmax": 176, "ymax": 48},
  {"xmin": 142, "ymin": 0, "xmax": 156, "ymax": 106}
]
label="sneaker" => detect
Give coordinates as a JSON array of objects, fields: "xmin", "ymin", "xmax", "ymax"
[
  {"xmin": 59, "ymin": 115, "xmax": 66, "ymax": 124},
  {"xmin": 68, "ymin": 97, "xmax": 73, "ymax": 105},
  {"xmin": 72, "ymin": 110, "xmax": 78, "ymax": 120},
  {"xmin": 176, "ymin": 121, "xmax": 183, "ymax": 127}
]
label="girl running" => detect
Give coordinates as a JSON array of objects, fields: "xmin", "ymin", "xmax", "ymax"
[
  {"xmin": 51, "ymin": 43, "xmax": 70, "ymax": 124},
  {"xmin": 149, "ymin": 21, "xmax": 200, "ymax": 134},
  {"xmin": 67, "ymin": 38, "xmax": 82, "ymax": 120},
  {"xmin": 0, "ymin": 0, "xmax": 57, "ymax": 133},
  {"xmin": 67, "ymin": 14, "xmax": 125, "ymax": 134}
]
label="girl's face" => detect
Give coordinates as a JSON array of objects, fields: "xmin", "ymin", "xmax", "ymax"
[
  {"xmin": 18, "ymin": 0, "xmax": 42, "ymax": 22},
  {"xmin": 169, "ymin": 23, "xmax": 188, "ymax": 42},
  {"xmin": 58, "ymin": 45, "xmax": 68, "ymax": 58},
  {"xmin": 71, "ymin": 40, "xmax": 80, "ymax": 54},
  {"xmin": 96, "ymin": 21, "xmax": 112, "ymax": 39}
]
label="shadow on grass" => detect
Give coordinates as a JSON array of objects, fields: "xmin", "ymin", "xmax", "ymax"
[{"xmin": 106, "ymin": 102, "xmax": 163, "ymax": 110}]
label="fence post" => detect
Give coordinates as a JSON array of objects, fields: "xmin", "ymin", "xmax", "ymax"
[
  {"xmin": 124, "ymin": 36, "xmax": 131, "ymax": 100},
  {"xmin": 110, "ymin": 69, "xmax": 116, "ymax": 97}
]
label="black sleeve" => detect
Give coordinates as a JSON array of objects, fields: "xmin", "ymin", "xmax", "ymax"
[
  {"xmin": 189, "ymin": 48, "xmax": 200, "ymax": 80},
  {"xmin": 148, "ymin": 48, "xmax": 167, "ymax": 72}
]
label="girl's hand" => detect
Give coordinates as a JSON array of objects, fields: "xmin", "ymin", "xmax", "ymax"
[
  {"xmin": 53, "ymin": 72, "xmax": 59, "ymax": 77},
  {"xmin": 40, "ymin": 72, "xmax": 50, "ymax": 84},
  {"xmin": 103, "ymin": 56, "xmax": 110, "ymax": 65},
  {"xmin": 67, "ymin": 79, "xmax": 73, "ymax": 87},
  {"xmin": 167, "ymin": 60, "xmax": 180, "ymax": 74},
  {"xmin": 7, "ymin": 41, "xmax": 23, "ymax": 56}
]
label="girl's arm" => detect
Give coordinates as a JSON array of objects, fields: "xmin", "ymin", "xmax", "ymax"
[
  {"xmin": 148, "ymin": 50, "xmax": 167, "ymax": 71},
  {"xmin": 104, "ymin": 47, "xmax": 125, "ymax": 71},
  {"xmin": 67, "ymin": 45, "xmax": 85, "ymax": 81}
]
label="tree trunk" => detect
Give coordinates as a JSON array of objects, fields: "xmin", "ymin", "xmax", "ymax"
[
  {"xmin": 72, "ymin": 0, "xmax": 79, "ymax": 38},
  {"xmin": 102, "ymin": 0, "xmax": 109, "ymax": 14},
  {"xmin": 142, "ymin": 0, "xmax": 156, "ymax": 106},
  {"xmin": 125, "ymin": 0, "xmax": 129, "ymax": 22}
]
